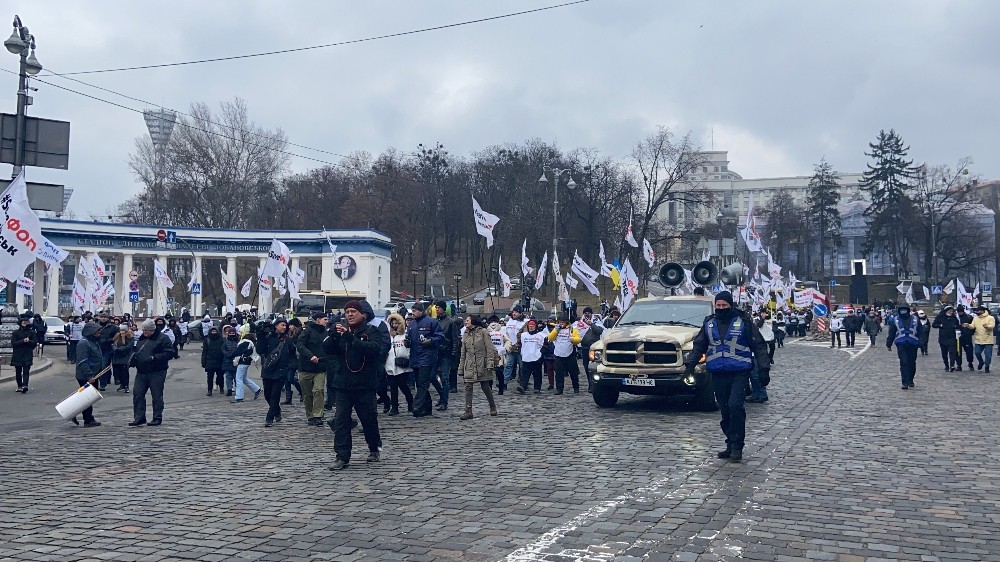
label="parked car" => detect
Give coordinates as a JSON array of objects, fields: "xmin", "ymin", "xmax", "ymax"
[
  {"xmin": 42, "ymin": 316, "xmax": 69, "ymax": 345},
  {"xmin": 473, "ymin": 292, "xmax": 487, "ymax": 306}
]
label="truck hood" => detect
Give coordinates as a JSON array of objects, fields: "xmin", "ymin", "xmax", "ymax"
[{"xmin": 599, "ymin": 324, "xmax": 697, "ymax": 348}]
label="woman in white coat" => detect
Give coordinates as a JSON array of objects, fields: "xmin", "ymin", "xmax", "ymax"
[{"xmin": 385, "ymin": 313, "xmax": 414, "ymax": 415}]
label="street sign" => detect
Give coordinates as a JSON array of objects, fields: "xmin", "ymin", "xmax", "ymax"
[
  {"xmin": 128, "ymin": 270, "xmax": 139, "ymax": 282},
  {"xmin": 128, "ymin": 291, "xmax": 140, "ymax": 303},
  {"xmin": 166, "ymin": 230, "xmax": 177, "ymax": 244},
  {"xmin": 190, "ymin": 283, "xmax": 201, "ymax": 295},
  {"xmin": 931, "ymin": 285, "xmax": 943, "ymax": 295},
  {"xmin": 829, "ymin": 279, "xmax": 836, "ymax": 287},
  {"xmin": 128, "ymin": 280, "xmax": 139, "ymax": 292},
  {"xmin": 156, "ymin": 229, "xmax": 167, "ymax": 242},
  {"xmin": 813, "ymin": 303, "xmax": 829, "ymax": 317},
  {"xmin": 985, "ymin": 283, "xmax": 993, "ymax": 293},
  {"xmin": 983, "ymin": 295, "xmax": 993, "ymax": 302},
  {"xmin": 711, "ymin": 285, "xmax": 721, "ymax": 293}
]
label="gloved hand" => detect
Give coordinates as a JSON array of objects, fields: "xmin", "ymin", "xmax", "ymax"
[{"xmin": 684, "ymin": 364, "xmax": 695, "ymax": 377}]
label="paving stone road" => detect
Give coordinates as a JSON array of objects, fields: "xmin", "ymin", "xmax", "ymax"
[{"xmin": 1, "ymin": 334, "xmax": 999, "ymax": 561}]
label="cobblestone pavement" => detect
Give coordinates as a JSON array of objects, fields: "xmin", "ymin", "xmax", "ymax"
[{"xmin": 1, "ymin": 334, "xmax": 999, "ymax": 561}]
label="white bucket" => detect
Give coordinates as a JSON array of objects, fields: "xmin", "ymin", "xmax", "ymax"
[{"xmin": 55, "ymin": 384, "xmax": 103, "ymax": 420}]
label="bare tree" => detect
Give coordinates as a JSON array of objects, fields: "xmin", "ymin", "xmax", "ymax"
[{"xmin": 120, "ymin": 97, "xmax": 290, "ymax": 228}]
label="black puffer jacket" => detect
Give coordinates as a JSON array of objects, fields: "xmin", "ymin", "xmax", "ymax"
[
  {"xmin": 295, "ymin": 321, "xmax": 329, "ymax": 372},
  {"xmin": 201, "ymin": 330, "xmax": 225, "ymax": 370},
  {"xmin": 132, "ymin": 331, "xmax": 174, "ymax": 374},
  {"xmin": 10, "ymin": 324, "xmax": 35, "ymax": 367},
  {"xmin": 932, "ymin": 312, "xmax": 961, "ymax": 344},
  {"xmin": 262, "ymin": 332, "xmax": 295, "ymax": 379}
]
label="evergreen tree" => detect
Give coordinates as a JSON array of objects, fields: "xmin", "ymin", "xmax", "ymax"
[
  {"xmin": 861, "ymin": 129, "xmax": 918, "ymax": 276},
  {"xmin": 806, "ymin": 160, "xmax": 842, "ymax": 277}
]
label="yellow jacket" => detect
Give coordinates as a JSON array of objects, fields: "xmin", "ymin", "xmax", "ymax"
[{"xmin": 971, "ymin": 313, "xmax": 996, "ymax": 345}]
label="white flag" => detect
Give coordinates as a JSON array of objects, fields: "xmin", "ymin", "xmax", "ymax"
[
  {"xmin": 642, "ymin": 238, "xmax": 655, "ymax": 267},
  {"xmin": 498, "ymin": 256, "xmax": 512, "ymax": 298},
  {"xmin": 71, "ymin": 278, "xmax": 86, "ymax": 314},
  {"xmin": 521, "ymin": 239, "xmax": 533, "ymax": 277},
  {"xmin": 288, "ymin": 267, "xmax": 305, "ymax": 301},
  {"xmin": 572, "ymin": 251, "xmax": 600, "ymax": 281},
  {"xmin": 88, "ymin": 252, "xmax": 106, "ymax": 289},
  {"xmin": 99, "ymin": 278, "xmax": 115, "ymax": 303},
  {"xmin": 187, "ymin": 263, "xmax": 201, "ymax": 292},
  {"xmin": 896, "ymin": 281, "xmax": 908, "ymax": 294},
  {"xmin": 619, "ymin": 258, "xmax": 639, "ymax": 311},
  {"xmin": 943, "ymin": 279, "xmax": 955, "ymax": 295},
  {"xmin": 15, "ymin": 276, "xmax": 33, "ymax": 295},
  {"xmin": 263, "ymin": 239, "xmax": 291, "ymax": 278},
  {"xmin": 923, "ymin": 286, "xmax": 930, "ymax": 301},
  {"xmin": 565, "ymin": 272, "xmax": 579, "ymax": 290},
  {"xmin": 973, "ymin": 283, "xmax": 981, "ymax": 298},
  {"xmin": 275, "ymin": 270, "xmax": 288, "ymax": 296},
  {"xmin": 258, "ymin": 266, "xmax": 273, "ymax": 302},
  {"xmin": 534, "ymin": 251, "xmax": 548, "ymax": 290},
  {"xmin": 559, "ymin": 281, "xmax": 571, "ymax": 304},
  {"xmin": 0, "ymin": 171, "xmax": 68, "ymax": 278},
  {"xmin": 324, "ymin": 230, "xmax": 338, "ymax": 258},
  {"xmin": 599, "ymin": 241, "xmax": 613, "ymax": 277},
  {"xmin": 472, "ymin": 197, "xmax": 500, "ymax": 248},
  {"xmin": 625, "ymin": 208, "xmax": 639, "ymax": 248},
  {"xmin": 905, "ymin": 285, "xmax": 915, "ymax": 305},
  {"xmin": 614, "ymin": 295, "xmax": 622, "ymax": 311},
  {"xmin": 153, "ymin": 259, "xmax": 174, "ymax": 289},
  {"xmin": 240, "ymin": 276, "xmax": 253, "ymax": 298},
  {"xmin": 552, "ymin": 249, "xmax": 561, "ymax": 280},
  {"xmin": 221, "ymin": 267, "xmax": 238, "ymax": 312}
]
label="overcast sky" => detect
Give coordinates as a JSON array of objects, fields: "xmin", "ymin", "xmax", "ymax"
[{"xmin": 7, "ymin": 0, "xmax": 999, "ymax": 217}]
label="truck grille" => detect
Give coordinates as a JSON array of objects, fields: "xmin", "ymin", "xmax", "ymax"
[{"xmin": 604, "ymin": 341, "xmax": 680, "ymax": 366}]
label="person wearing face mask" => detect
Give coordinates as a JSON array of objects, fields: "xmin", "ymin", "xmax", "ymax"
[
  {"xmin": 887, "ymin": 305, "xmax": 920, "ymax": 389},
  {"xmin": 915, "ymin": 310, "xmax": 931, "ymax": 356},
  {"xmin": 220, "ymin": 326, "xmax": 241, "ymax": 396},
  {"xmin": 843, "ymin": 309, "xmax": 861, "ymax": 348},
  {"xmin": 129, "ymin": 318, "xmax": 175, "ymax": 427},
  {"xmin": 201, "ymin": 327, "xmax": 226, "ymax": 396},
  {"xmin": 515, "ymin": 319, "xmax": 547, "ymax": 394},
  {"xmin": 956, "ymin": 304, "xmax": 975, "ymax": 371},
  {"xmin": 967, "ymin": 305, "xmax": 996, "ymax": 372},
  {"xmin": 11, "ymin": 314, "xmax": 36, "ymax": 393},
  {"xmin": 684, "ymin": 291, "xmax": 770, "ymax": 464},
  {"xmin": 932, "ymin": 306, "xmax": 961, "ymax": 371}
]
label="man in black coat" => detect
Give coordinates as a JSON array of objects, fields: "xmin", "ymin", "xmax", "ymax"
[
  {"xmin": 296, "ymin": 313, "xmax": 331, "ymax": 426},
  {"xmin": 956, "ymin": 304, "xmax": 975, "ymax": 370},
  {"xmin": 932, "ymin": 306, "xmax": 962, "ymax": 371},
  {"xmin": 130, "ymin": 318, "xmax": 175, "ymax": 426},
  {"xmin": 325, "ymin": 300, "xmax": 385, "ymax": 470},
  {"xmin": 201, "ymin": 326, "xmax": 225, "ymax": 396},
  {"xmin": 434, "ymin": 300, "xmax": 461, "ymax": 410}
]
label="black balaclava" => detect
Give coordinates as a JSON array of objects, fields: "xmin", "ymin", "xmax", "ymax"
[
  {"xmin": 208, "ymin": 327, "xmax": 220, "ymax": 340},
  {"xmin": 714, "ymin": 291, "xmax": 736, "ymax": 323}
]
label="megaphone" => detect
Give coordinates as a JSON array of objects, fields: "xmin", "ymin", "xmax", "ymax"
[
  {"xmin": 692, "ymin": 261, "xmax": 718, "ymax": 286},
  {"xmin": 657, "ymin": 263, "xmax": 686, "ymax": 287},
  {"xmin": 719, "ymin": 263, "xmax": 744, "ymax": 286}
]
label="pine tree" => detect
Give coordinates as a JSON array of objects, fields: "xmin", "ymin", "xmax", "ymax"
[
  {"xmin": 806, "ymin": 160, "xmax": 842, "ymax": 277},
  {"xmin": 861, "ymin": 129, "xmax": 917, "ymax": 276}
]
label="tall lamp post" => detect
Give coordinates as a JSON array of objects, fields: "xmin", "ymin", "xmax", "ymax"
[
  {"xmin": 538, "ymin": 168, "xmax": 576, "ymax": 307},
  {"xmin": 410, "ymin": 268, "xmax": 419, "ymax": 300},
  {"xmin": 4, "ymin": 15, "xmax": 43, "ymax": 179},
  {"xmin": 453, "ymin": 272, "xmax": 462, "ymax": 311}
]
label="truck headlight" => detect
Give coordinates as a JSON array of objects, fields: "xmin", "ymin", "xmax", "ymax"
[{"xmin": 590, "ymin": 349, "xmax": 603, "ymax": 362}]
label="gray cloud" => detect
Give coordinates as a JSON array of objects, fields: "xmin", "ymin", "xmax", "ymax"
[{"xmin": 6, "ymin": 0, "xmax": 998, "ymax": 217}]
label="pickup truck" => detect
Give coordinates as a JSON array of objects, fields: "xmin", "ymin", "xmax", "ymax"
[{"xmin": 588, "ymin": 296, "xmax": 717, "ymax": 411}]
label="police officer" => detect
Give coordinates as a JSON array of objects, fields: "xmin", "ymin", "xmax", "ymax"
[
  {"xmin": 886, "ymin": 304, "xmax": 920, "ymax": 389},
  {"xmin": 685, "ymin": 291, "xmax": 770, "ymax": 463}
]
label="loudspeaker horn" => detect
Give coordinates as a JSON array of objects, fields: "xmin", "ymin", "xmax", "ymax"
[
  {"xmin": 691, "ymin": 261, "xmax": 718, "ymax": 286},
  {"xmin": 657, "ymin": 262, "xmax": 686, "ymax": 287},
  {"xmin": 719, "ymin": 263, "xmax": 744, "ymax": 286}
]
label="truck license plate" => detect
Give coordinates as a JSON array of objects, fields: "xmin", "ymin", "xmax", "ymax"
[{"xmin": 624, "ymin": 378, "xmax": 655, "ymax": 387}]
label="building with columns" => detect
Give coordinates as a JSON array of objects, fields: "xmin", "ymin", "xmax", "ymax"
[{"xmin": 23, "ymin": 219, "xmax": 392, "ymax": 317}]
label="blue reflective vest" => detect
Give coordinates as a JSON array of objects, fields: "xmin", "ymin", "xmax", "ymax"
[
  {"xmin": 894, "ymin": 315, "xmax": 919, "ymax": 345},
  {"xmin": 705, "ymin": 316, "xmax": 754, "ymax": 373}
]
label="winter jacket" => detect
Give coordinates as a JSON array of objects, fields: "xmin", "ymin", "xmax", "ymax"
[
  {"xmin": 10, "ymin": 326, "xmax": 35, "ymax": 367},
  {"xmin": 235, "ymin": 339, "xmax": 257, "ymax": 365},
  {"xmin": 325, "ymin": 323, "xmax": 385, "ymax": 390},
  {"xmin": 68, "ymin": 321, "xmax": 84, "ymax": 341},
  {"xmin": 295, "ymin": 321, "xmax": 330, "ymax": 372},
  {"xmin": 132, "ymin": 331, "xmax": 174, "ymax": 374},
  {"xmin": 386, "ymin": 334, "xmax": 412, "ymax": 376},
  {"xmin": 843, "ymin": 314, "xmax": 862, "ymax": 333},
  {"xmin": 958, "ymin": 312, "xmax": 975, "ymax": 342},
  {"xmin": 863, "ymin": 316, "xmax": 881, "ymax": 335},
  {"xmin": 457, "ymin": 326, "xmax": 500, "ymax": 383},
  {"xmin": 201, "ymin": 332, "xmax": 225, "ymax": 370},
  {"xmin": 932, "ymin": 312, "xmax": 961, "ymax": 344},
  {"xmin": 97, "ymin": 321, "xmax": 116, "ymax": 353},
  {"xmin": 112, "ymin": 331, "xmax": 135, "ymax": 366},
  {"xmin": 405, "ymin": 315, "xmax": 444, "ymax": 368},
  {"xmin": 262, "ymin": 332, "xmax": 295, "ymax": 379},
  {"xmin": 32, "ymin": 317, "xmax": 46, "ymax": 344},
  {"xmin": 971, "ymin": 313, "xmax": 996, "ymax": 345},
  {"xmin": 75, "ymin": 323, "xmax": 106, "ymax": 380},
  {"xmin": 437, "ymin": 313, "xmax": 462, "ymax": 358},
  {"xmin": 917, "ymin": 318, "xmax": 932, "ymax": 346},
  {"xmin": 360, "ymin": 300, "xmax": 392, "ymax": 363},
  {"xmin": 221, "ymin": 336, "xmax": 240, "ymax": 373}
]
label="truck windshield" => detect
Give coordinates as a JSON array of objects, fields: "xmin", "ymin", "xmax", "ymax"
[{"xmin": 617, "ymin": 301, "xmax": 711, "ymax": 328}]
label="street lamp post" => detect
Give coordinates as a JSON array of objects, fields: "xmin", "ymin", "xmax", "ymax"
[
  {"xmin": 4, "ymin": 15, "xmax": 43, "ymax": 179},
  {"xmin": 410, "ymin": 268, "xmax": 419, "ymax": 300},
  {"xmin": 453, "ymin": 272, "xmax": 462, "ymax": 310},
  {"xmin": 538, "ymin": 168, "xmax": 576, "ymax": 307}
]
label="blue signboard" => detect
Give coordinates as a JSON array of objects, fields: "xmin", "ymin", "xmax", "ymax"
[
  {"xmin": 985, "ymin": 283, "xmax": 993, "ymax": 293},
  {"xmin": 166, "ymin": 230, "xmax": 177, "ymax": 244},
  {"xmin": 711, "ymin": 285, "xmax": 722, "ymax": 293},
  {"xmin": 129, "ymin": 291, "xmax": 140, "ymax": 303},
  {"xmin": 190, "ymin": 283, "xmax": 201, "ymax": 295},
  {"xmin": 813, "ymin": 303, "xmax": 829, "ymax": 317},
  {"xmin": 931, "ymin": 285, "xmax": 943, "ymax": 295},
  {"xmin": 829, "ymin": 279, "xmax": 836, "ymax": 287}
]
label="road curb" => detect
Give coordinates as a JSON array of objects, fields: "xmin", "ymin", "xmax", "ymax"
[{"xmin": 0, "ymin": 356, "xmax": 55, "ymax": 385}]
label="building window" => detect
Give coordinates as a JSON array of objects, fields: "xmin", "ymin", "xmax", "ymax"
[
  {"xmin": 714, "ymin": 166, "xmax": 720, "ymax": 172},
  {"xmin": 668, "ymin": 201, "xmax": 677, "ymax": 224},
  {"xmin": 722, "ymin": 165, "xmax": 728, "ymax": 172}
]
